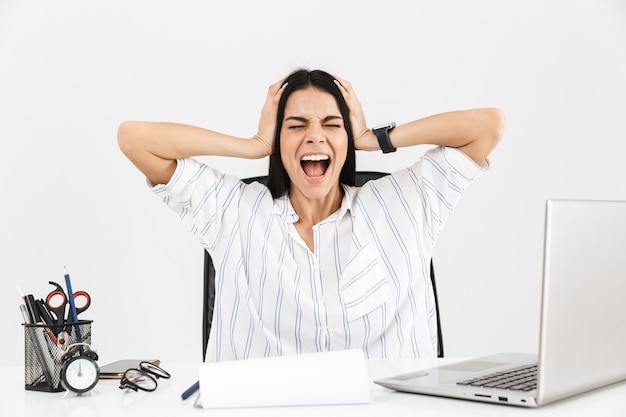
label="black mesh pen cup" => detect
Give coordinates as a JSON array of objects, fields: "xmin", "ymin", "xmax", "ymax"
[{"xmin": 23, "ymin": 320, "xmax": 92, "ymax": 392}]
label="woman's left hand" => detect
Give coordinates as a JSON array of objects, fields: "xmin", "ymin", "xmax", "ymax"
[{"xmin": 334, "ymin": 76, "xmax": 379, "ymax": 151}]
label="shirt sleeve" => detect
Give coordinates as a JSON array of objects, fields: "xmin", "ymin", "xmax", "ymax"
[
  {"xmin": 392, "ymin": 146, "xmax": 489, "ymax": 247},
  {"xmin": 149, "ymin": 158, "xmax": 243, "ymax": 251}
]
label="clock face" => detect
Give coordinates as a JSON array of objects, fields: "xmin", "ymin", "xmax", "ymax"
[{"xmin": 62, "ymin": 356, "xmax": 100, "ymax": 394}]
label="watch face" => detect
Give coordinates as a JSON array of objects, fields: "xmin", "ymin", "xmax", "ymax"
[
  {"xmin": 62, "ymin": 356, "xmax": 100, "ymax": 393},
  {"xmin": 373, "ymin": 122, "xmax": 396, "ymax": 131}
]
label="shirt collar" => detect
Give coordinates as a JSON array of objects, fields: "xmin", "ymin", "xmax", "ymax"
[{"xmin": 272, "ymin": 185, "xmax": 356, "ymax": 224}]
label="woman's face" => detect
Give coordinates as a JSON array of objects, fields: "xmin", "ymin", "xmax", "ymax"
[{"xmin": 280, "ymin": 86, "xmax": 348, "ymax": 202}]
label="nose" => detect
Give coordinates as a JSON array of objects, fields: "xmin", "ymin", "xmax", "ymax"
[{"xmin": 306, "ymin": 123, "xmax": 325, "ymax": 143}]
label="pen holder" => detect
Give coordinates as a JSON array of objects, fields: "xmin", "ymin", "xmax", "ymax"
[{"xmin": 23, "ymin": 320, "xmax": 93, "ymax": 392}]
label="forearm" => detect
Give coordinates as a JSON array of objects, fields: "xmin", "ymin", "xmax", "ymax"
[
  {"xmin": 390, "ymin": 108, "xmax": 505, "ymax": 164},
  {"xmin": 117, "ymin": 121, "xmax": 268, "ymax": 185}
]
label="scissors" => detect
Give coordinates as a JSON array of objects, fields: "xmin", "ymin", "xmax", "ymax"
[{"xmin": 45, "ymin": 281, "xmax": 91, "ymax": 331}]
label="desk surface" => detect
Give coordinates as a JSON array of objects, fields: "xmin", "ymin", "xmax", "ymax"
[{"xmin": 2, "ymin": 359, "xmax": 625, "ymax": 417}]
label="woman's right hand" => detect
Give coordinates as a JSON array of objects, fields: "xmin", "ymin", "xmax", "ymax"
[
  {"xmin": 252, "ymin": 78, "xmax": 287, "ymax": 158},
  {"xmin": 118, "ymin": 78, "xmax": 288, "ymax": 185}
]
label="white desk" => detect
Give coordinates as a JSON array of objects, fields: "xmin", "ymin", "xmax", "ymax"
[{"xmin": 2, "ymin": 359, "xmax": 625, "ymax": 417}]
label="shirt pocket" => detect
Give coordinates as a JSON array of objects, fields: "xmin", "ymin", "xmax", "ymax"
[{"xmin": 340, "ymin": 243, "xmax": 391, "ymax": 322}]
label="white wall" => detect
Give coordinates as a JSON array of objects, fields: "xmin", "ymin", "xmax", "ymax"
[{"xmin": 1, "ymin": 0, "xmax": 625, "ymax": 367}]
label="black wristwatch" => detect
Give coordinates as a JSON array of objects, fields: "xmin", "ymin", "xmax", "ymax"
[{"xmin": 372, "ymin": 122, "xmax": 396, "ymax": 153}]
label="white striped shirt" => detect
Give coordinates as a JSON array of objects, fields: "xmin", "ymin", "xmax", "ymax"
[{"xmin": 152, "ymin": 146, "xmax": 488, "ymax": 361}]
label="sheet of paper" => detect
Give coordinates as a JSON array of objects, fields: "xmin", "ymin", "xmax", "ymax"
[{"xmin": 197, "ymin": 349, "xmax": 370, "ymax": 409}]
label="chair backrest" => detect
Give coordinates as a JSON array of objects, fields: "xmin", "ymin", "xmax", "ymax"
[{"xmin": 202, "ymin": 172, "xmax": 444, "ymax": 360}]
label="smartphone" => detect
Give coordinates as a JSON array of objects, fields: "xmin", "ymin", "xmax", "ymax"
[{"xmin": 99, "ymin": 359, "xmax": 160, "ymax": 379}]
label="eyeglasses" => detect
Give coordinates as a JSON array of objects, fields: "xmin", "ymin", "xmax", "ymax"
[{"xmin": 119, "ymin": 361, "xmax": 171, "ymax": 392}]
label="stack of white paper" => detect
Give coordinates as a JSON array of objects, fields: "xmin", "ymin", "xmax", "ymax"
[{"xmin": 197, "ymin": 349, "xmax": 370, "ymax": 409}]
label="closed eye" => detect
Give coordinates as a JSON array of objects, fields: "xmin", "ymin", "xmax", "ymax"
[{"xmin": 284, "ymin": 115, "xmax": 343, "ymax": 129}]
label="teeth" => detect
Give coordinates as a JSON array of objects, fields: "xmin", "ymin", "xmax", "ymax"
[{"xmin": 301, "ymin": 155, "xmax": 330, "ymax": 162}]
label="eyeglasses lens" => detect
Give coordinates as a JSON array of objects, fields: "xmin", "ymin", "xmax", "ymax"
[
  {"xmin": 122, "ymin": 369, "xmax": 157, "ymax": 391},
  {"xmin": 140, "ymin": 362, "xmax": 171, "ymax": 379}
]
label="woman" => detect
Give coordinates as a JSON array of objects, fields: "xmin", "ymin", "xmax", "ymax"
[{"xmin": 118, "ymin": 69, "xmax": 505, "ymax": 361}]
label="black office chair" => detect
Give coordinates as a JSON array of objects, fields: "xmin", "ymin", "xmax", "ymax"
[{"xmin": 202, "ymin": 172, "xmax": 444, "ymax": 360}]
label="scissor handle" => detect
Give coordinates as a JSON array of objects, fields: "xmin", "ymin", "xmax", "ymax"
[
  {"xmin": 46, "ymin": 282, "xmax": 68, "ymax": 326},
  {"xmin": 72, "ymin": 290, "xmax": 91, "ymax": 315},
  {"xmin": 46, "ymin": 290, "xmax": 67, "ymax": 309}
]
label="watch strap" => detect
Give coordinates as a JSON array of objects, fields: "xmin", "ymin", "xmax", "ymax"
[{"xmin": 373, "ymin": 124, "xmax": 396, "ymax": 153}]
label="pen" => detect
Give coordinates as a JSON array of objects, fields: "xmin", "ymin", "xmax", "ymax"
[
  {"xmin": 36, "ymin": 299, "xmax": 55, "ymax": 326},
  {"xmin": 19, "ymin": 304, "xmax": 30, "ymax": 323},
  {"xmin": 181, "ymin": 380, "xmax": 200, "ymax": 400},
  {"xmin": 16, "ymin": 286, "xmax": 38, "ymax": 324},
  {"xmin": 35, "ymin": 300, "xmax": 59, "ymax": 345}
]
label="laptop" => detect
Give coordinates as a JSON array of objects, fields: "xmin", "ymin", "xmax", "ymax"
[{"xmin": 375, "ymin": 199, "xmax": 626, "ymax": 407}]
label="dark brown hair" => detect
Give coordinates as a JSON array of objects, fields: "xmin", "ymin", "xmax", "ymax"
[{"xmin": 267, "ymin": 69, "xmax": 356, "ymax": 198}]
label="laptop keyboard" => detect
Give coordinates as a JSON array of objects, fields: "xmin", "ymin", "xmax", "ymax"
[{"xmin": 456, "ymin": 363, "xmax": 538, "ymax": 391}]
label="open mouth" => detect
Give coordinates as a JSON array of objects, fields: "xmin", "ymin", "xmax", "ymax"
[{"xmin": 300, "ymin": 154, "xmax": 330, "ymax": 178}]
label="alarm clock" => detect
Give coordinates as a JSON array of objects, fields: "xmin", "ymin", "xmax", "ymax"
[{"xmin": 60, "ymin": 343, "xmax": 100, "ymax": 394}]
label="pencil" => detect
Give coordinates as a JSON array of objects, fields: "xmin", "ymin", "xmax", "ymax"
[{"xmin": 64, "ymin": 266, "xmax": 83, "ymax": 341}]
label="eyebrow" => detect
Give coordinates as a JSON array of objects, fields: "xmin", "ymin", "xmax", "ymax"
[{"xmin": 284, "ymin": 115, "xmax": 343, "ymax": 123}]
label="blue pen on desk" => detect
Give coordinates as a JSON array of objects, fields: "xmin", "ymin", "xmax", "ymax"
[
  {"xmin": 64, "ymin": 266, "xmax": 82, "ymax": 340},
  {"xmin": 181, "ymin": 380, "xmax": 200, "ymax": 400}
]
